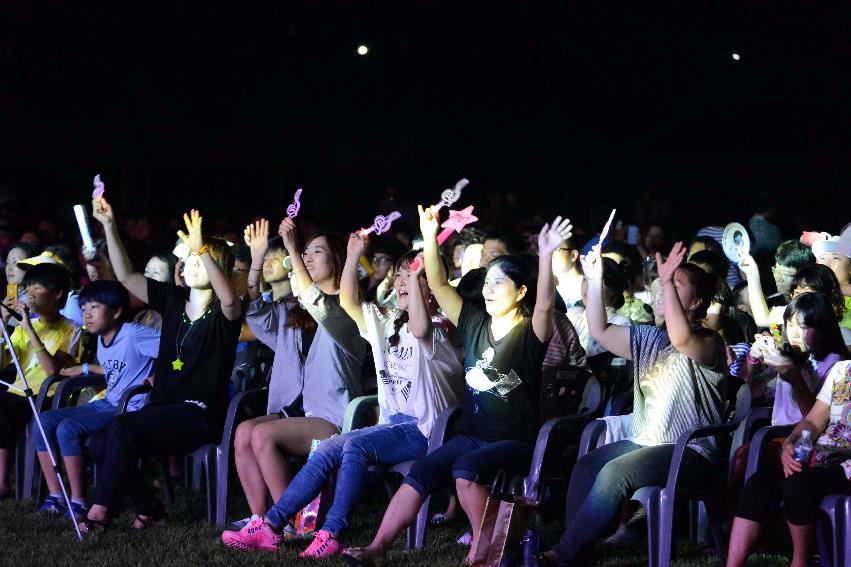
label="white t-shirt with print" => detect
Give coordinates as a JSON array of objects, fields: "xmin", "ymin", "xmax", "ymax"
[
  {"xmin": 815, "ymin": 360, "xmax": 851, "ymax": 448},
  {"xmin": 361, "ymin": 303, "xmax": 464, "ymax": 438}
]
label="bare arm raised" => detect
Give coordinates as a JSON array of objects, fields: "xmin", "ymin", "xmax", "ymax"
[
  {"xmin": 581, "ymin": 244, "xmax": 632, "ymax": 360},
  {"xmin": 419, "ymin": 204, "xmax": 463, "ymax": 326},
  {"xmin": 91, "ymin": 197, "xmax": 149, "ymax": 303}
]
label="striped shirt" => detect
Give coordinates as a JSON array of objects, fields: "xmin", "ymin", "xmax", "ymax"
[{"xmin": 629, "ymin": 325, "xmax": 727, "ymax": 462}]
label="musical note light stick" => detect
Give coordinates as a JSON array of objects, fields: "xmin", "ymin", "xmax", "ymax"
[
  {"xmin": 92, "ymin": 174, "xmax": 105, "ymax": 199},
  {"xmin": 287, "ymin": 188, "xmax": 303, "ymax": 219},
  {"xmin": 359, "ymin": 211, "xmax": 402, "ymax": 236},
  {"xmin": 432, "ymin": 178, "xmax": 469, "ymax": 212},
  {"xmin": 409, "ymin": 205, "xmax": 479, "ymax": 271},
  {"xmin": 73, "ymin": 205, "xmax": 95, "ymax": 256},
  {"xmin": 599, "ymin": 208, "xmax": 617, "ymax": 246}
]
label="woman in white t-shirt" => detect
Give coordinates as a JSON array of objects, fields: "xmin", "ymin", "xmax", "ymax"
[
  {"xmin": 221, "ymin": 235, "xmax": 463, "ymax": 559},
  {"xmin": 726, "ymin": 292, "xmax": 850, "ymax": 567}
]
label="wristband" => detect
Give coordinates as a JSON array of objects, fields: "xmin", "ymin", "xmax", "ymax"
[
  {"xmin": 746, "ymin": 354, "xmax": 760, "ymax": 367},
  {"xmin": 33, "ymin": 346, "xmax": 46, "ymax": 354},
  {"xmin": 82, "ymin": 363, "xmax": 90, "ymax": 376},
  {"xmin": 196, "ymin": 244, "xmax": 210, "ymax": 257}
]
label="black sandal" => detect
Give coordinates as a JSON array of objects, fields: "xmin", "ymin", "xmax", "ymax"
[
  {"xmin": 132, "ymin": 502, "xmax": 167, "ymax": 529},
  {"xmin": 79, "ymin": 517, "xmax": 110, "ymax": 535}
]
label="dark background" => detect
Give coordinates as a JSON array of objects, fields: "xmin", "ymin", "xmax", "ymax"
[{"xmin": 1, "ymin": 2, "xmax": 849, "ymax": 242}]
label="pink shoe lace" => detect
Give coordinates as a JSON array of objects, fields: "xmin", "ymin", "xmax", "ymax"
[
  {"xmin": 299, "ymin": 529, "xmax": 343, "ymax": 559},
  {"xmin": 221, "ymin": 516, "xmax": 283, "ymax": 552}
]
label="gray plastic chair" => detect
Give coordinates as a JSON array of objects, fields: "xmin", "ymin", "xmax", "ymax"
[
  {"xmin": 817, "ymin": 495, "xmax": 851, "ymax": 567},
  {"xmin": 213, "ymin": 393, "xmax": 380, "ymax": 527}
]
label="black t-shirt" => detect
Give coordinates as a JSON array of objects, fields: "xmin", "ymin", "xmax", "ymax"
[
  {"xmin": 146, "ymin": 279, "xmax": 242, "ymax": 422},
  {"xmin": 457, "ymin": 300, "xmax": 547, "ymax": 444}
]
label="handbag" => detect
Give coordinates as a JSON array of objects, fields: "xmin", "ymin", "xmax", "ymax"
[{"xmin": 470, "ymin": 473, "xmax": 537, "ymax": 567}]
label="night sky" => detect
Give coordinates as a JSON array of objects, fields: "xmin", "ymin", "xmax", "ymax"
[{"xmin": 1, "ymin": 3, "xmax": 849, "ymax": 241}]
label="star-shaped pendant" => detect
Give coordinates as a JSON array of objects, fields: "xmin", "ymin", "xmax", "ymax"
[{"xmin": 172, "ymin": 358, "xmax": 184, "ymax": 371}]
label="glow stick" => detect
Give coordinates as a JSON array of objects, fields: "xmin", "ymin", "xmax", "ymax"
[
  {"xmin": 287, "ymin": 188, "xmax": 303, "ymax": 219},
  {"xmin": 599, "ymin": 208, "xmax": 617, "ymax": 245},
  {"xmin": 73, "ymin": 205, "xmax": 95, "ymax": 255},
  {"xmin": 409, "ymin": 205, "xmax": 478, "ymax": 271},
  {"xmin": 359, "ymin": 211, "xmax": 401, "ymax": 236},
  {"xmin": 92, "ymin": 174, "xmax": 105, "ymax": 199},
  {"xmin": 433, "ymin": 178, "xmax": 469, "ymax": 212}
]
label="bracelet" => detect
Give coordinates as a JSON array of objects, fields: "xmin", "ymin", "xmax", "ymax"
[
  {"xmin": 197, "ymin": 244, "xmax": 210, "ymax": 256},
  {"xmin": 250, "ymin": 267, "xmax": 261, "ymax": 272},
  {"xmin": 33, "ymin": 346, "xmax": 46, "ymax": 354},
  {"xmin": 82, "ymin": 363, "xmax": 90, "ymax": 376},
  {"xmin": 746, "ymin": 354, "xmax": 760, "ymax": 367}
]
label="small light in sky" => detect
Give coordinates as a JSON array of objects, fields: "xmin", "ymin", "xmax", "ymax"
[
  {"xmin": 732, "ymin": 53, "xmax": 740, "ymax": 61},
  {"xmin": 357, "ymin": 45, "xmax": 369, "ymax": 56}
]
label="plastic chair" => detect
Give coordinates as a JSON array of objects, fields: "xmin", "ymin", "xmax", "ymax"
[
  {"xmin": 573, "ymin": 388, "xmax": 749, "ymax": 567},
  {"xmin": 213, "ymin": 394, "xmax": 379, "ymax": 526},
  {"xmin": 16, "ymin": 374, "xmax": 68, "ymax": 500},
  {"xmin": 817, "ymin": 495, "xmax": 851, "ymax": 567}
]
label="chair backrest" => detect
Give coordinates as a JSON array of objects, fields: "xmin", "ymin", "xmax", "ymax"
[{"xmin": 341, "ymin": 395, "xmax": 379, "ymax": 433}]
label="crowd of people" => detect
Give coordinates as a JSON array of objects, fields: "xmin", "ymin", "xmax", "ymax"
[{"xmin": 0, "ymin": 186, "xmax": 849, "ymax": 567}]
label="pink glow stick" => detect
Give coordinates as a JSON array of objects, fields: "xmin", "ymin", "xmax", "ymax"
[
  {"xmin": 92, "ymin": 174, "xmax": 105, "ymax": 199},
  {"xmin": 409, "ymin": 205, "xmax": 478, "ymax": 271},
  {"xmin": 359, "ymin": 211, "xmax": 402, "ymax": 236},
  {"xmin": 287, "ymin": 188, "xmax": 303, "ymax": 219},
  {"xmin": 599, "ymin": 208, "xmax": 617, "ymax": 244},
  {"xmin": 432, "ymin": 178, "xmax": 469, "ymax": 212}
]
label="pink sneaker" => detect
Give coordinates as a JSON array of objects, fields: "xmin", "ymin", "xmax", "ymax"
[
  {"xmin": 221, "ymin": 516, "xmax": 284, "ymax": 551},
  {"xmin": 299, "ymin": 529, "xmax": 343, "ymax": 559}
]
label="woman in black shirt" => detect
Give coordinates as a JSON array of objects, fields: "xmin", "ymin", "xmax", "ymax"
[
  {"xmin": 80, "ymin": 203, "xmax": 242, "ymax": 533},
  {"xmin": 342, "ymin": 205, "xmax": 572, "ymax": 566}
]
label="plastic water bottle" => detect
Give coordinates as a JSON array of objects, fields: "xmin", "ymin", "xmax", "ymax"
[{"xmin": 794, "ymin": 430, "xmax": 813, "ymax": 467}]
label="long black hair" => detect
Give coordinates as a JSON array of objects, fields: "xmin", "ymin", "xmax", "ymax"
[{"xmin": 781, "ymin": 292, "xmax": 850, "ymax": 363}]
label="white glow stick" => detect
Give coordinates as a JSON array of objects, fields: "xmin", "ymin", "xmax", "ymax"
[
  {"xmin": 92, "ymin": 174, "xmax": 105, "ymax": 198},
  {"xmin": 73, "ymin": 205, "xmax": 95, "ymax": 254},
  {"xmin": 599, "ymin": 208, "xmax": 617, "ymax": 244}
]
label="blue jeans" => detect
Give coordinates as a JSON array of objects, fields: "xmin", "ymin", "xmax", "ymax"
[
  {"xmin": 403, "ymin": 435, "xmax": 533, "ymax": 497},
  {"xmin": 265, "ymin": 416, "xmax": 428, "ymax": 535},
  {"xmin": 551, "ymin": 440, "xmax": 710, "ymax": 562},
  {"xmin": 34, "ymin": 400, "xmax": 116, "ymax": 456}
]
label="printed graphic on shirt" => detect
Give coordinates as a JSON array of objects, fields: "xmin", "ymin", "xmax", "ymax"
[
  {"xmin": 825, "ymin": 364, "xmax": 851, "ymax": 448},
  {"xmin": 465, "ymin": 347, "xmax": 523, "ymax": 398},
  {"xmin": 102, "ymin": 359, "xmax": 129, "ymax": 390},
  {"xmin": 380, "ymin": 342, "xmax": 415, "ymax": 403}
]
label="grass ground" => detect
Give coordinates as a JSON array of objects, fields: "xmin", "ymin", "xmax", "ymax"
[{"xmin": 0, "ymin": 478, "xmax": 794, "ymax": 567}]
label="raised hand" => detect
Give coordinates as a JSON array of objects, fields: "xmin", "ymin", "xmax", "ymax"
[
  {"xmin": 91, "ymin": 197, "xmax": 115, "ymax": 226},
  {"xmin": 244, "ymin": 219, "xmax": 270, "ymax": 265},
  {"xmin": 418, "ymin": 204, "xmax": 439, "ymax": 240},
  {"xmin": 739, "ymin": 254, "xmax": 760, "ymax": 279},
  {"xmin": 537, "ymin": 216, "xmax": 573, "ymax": 256},
  {"xmin": 278, "ymin": 217, "xmax": 298, "ymax": 252},
  {"xmin": 580, "ymin": 244, "xmax": 604, "ymax": 281},
  {"xmin": 347, "ymin": 232, "xmax": 367, "ymax": 259},
  {"xmin": 656, "ymin": 242, "xmax": 686, "ymax": 283},
  {"xmin": 176, "ymin": 209, "xmax": 204, "ymax": 254},
  {"xmin": 408, "ymin": 252, "xmax": 426, "ymax": 279}
]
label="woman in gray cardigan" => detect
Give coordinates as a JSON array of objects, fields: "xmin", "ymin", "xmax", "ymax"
[{"xmin": 231, "ymin": 218, "xmax": 365, "ymax": 531}]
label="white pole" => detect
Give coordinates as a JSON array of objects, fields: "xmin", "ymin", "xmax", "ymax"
[{"xmin": 0, "ymin": 309, "xmax": 83, "ymax": 540}]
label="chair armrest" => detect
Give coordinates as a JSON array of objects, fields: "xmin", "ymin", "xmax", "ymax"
[
  {"xmin": 51, "ymin": 375, "xmax": 107, "ymax": 409},
  {"xmin": 34, "ymin": 375, "xmax": 64, "ymax": 412},
  {"xmin": 578, "ymin": 418, "xmax": 609, "ymax": 459},
  {"xmin": 742, "ymin": 407, "xmax": 773, "ymax": 443},
  {"xmin": 341, "ymin": 395, "xmax": 379, "ymax": 433},
  {"xmin": 664, "ymin": 421, "xmax": 741, "ymax": 495},
  {"xmin": 115, "ymin": 383, "xmax": 153, "ymax": 415},
  {"xmin": 524, "ymin": 414, "xmax": 589, "ymax": 501},
  {"xmin": 745, "ymin": 424, "xmax": 795, "ymax": 482},
  {"xmin": 426, "ymin": 405, "xmax": 462, "ymax": 453},
  {"xmin": 218, "ymin": 387, "xmax": 269, "ymax": 446}
]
